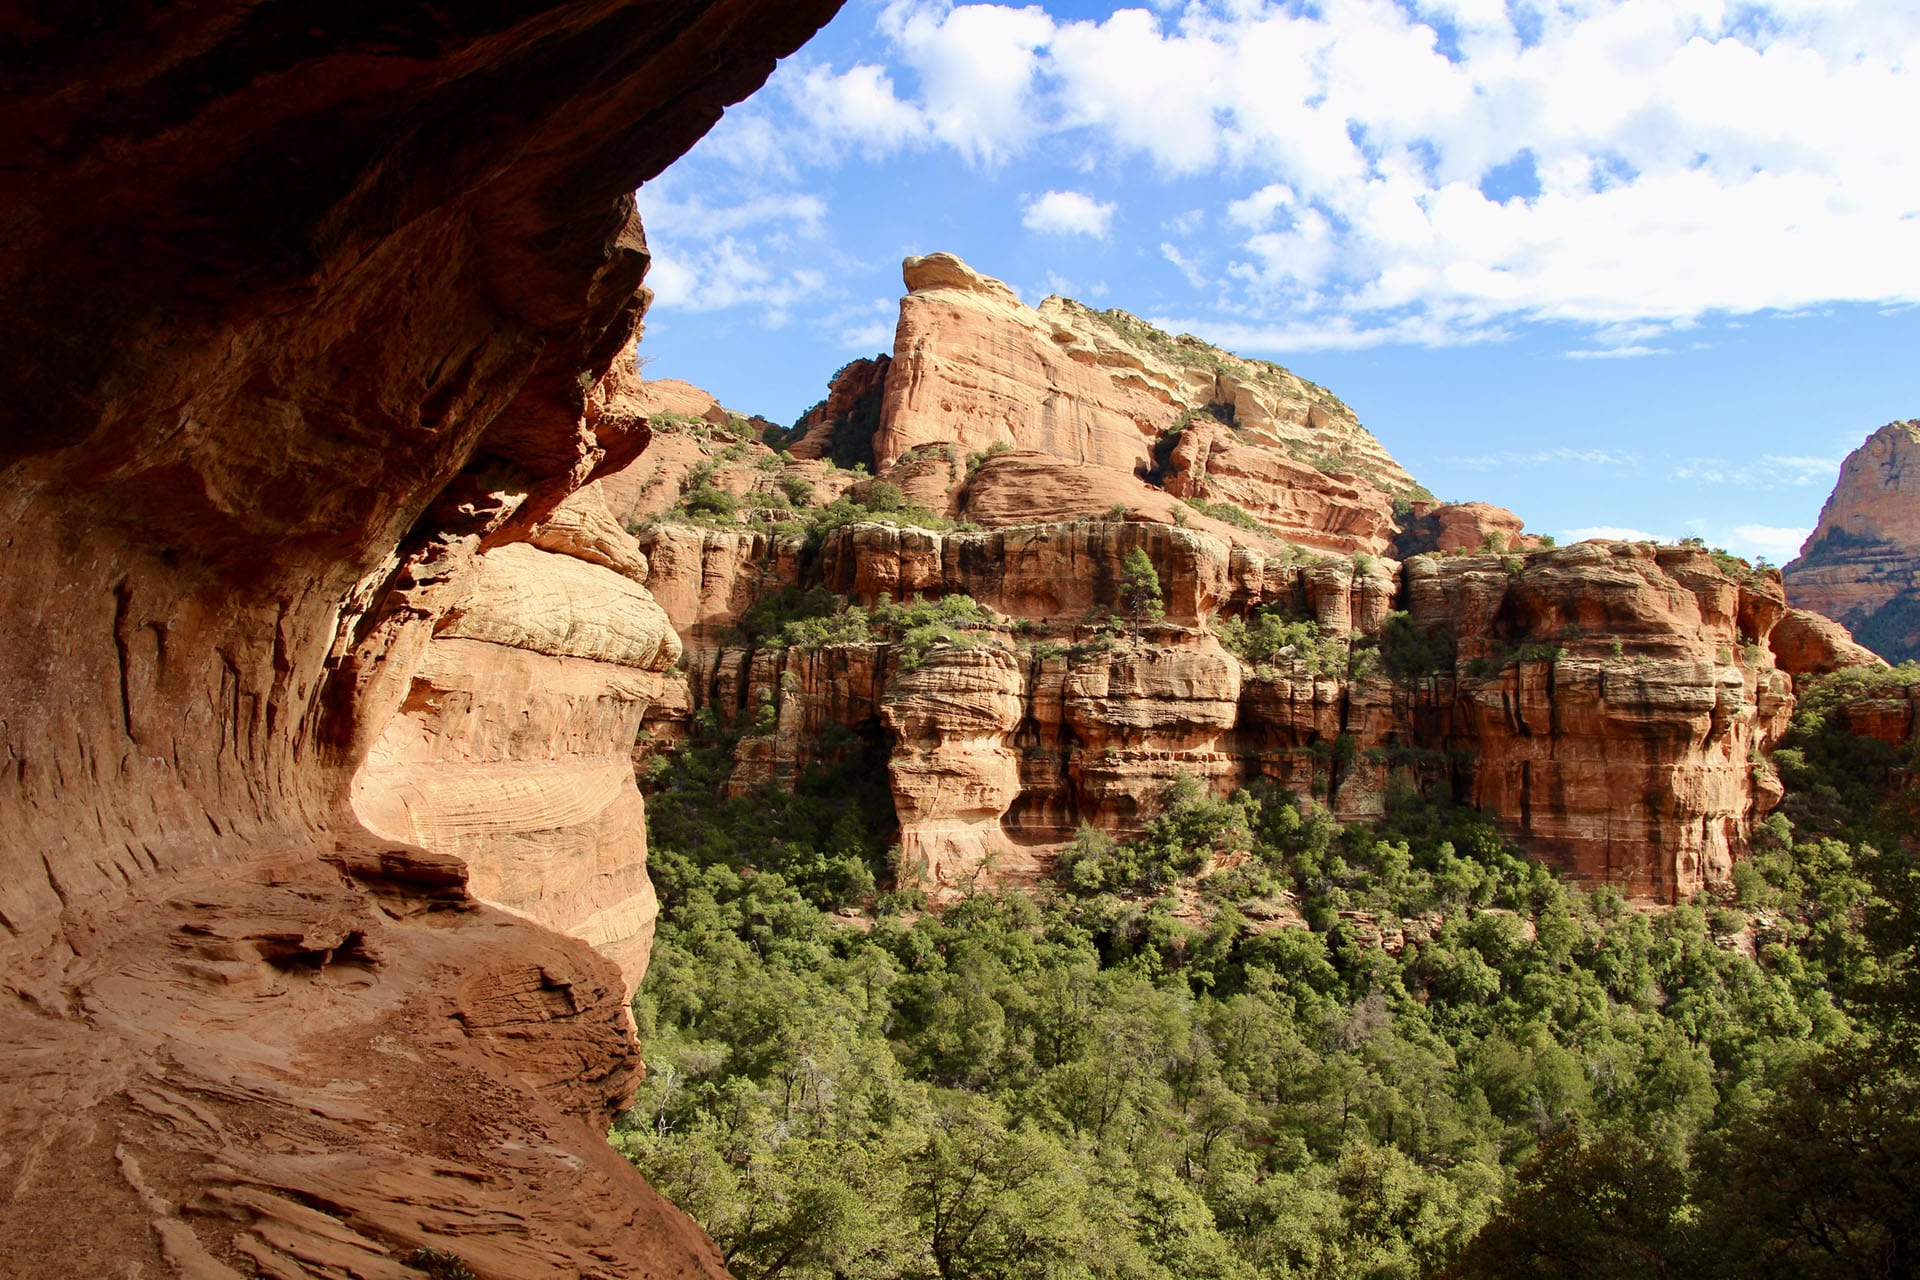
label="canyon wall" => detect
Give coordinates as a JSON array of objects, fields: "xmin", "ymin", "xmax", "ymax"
[
  {"xmin": 783, "ymin": 253, "xmax": 1429, "ymax": 553},
  {"xmin": 1785, "ymin": 420, "xmax": 1920, "ymax": 662},
  {"xmin": 0, "ymin": 2, "xmax": 840, "ymax": 1275},
  {"xmin": 632, "ymin": 518, "xmax": 1803, "ymax": 904}
]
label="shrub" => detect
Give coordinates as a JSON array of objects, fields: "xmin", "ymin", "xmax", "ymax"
[
  {"xmin": 1218, "ymin": 608, "xmax": 1345, "ymax": 677},
  {"xmin": 1180, "ymin": 496, "xmax": 1264, "ymax": 532},
  {"xmin": 1378, "ymin": 610, "xmax": 1457, "ymax": 679},
  {"xmin": 965, "ymin": 441, "xmax": 1013, "ymax": 475},
  {"xmin": 1120, "ymin": 547, "xmax": 1165, "ymax": 624},
  {"xmin": 681, "ymin": 483, "xmax": 739, "ymax": 520}
]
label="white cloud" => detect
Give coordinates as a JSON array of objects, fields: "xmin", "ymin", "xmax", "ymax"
[
  {"xmin": 1565, "ymin": 344, "xmax": 1667, "ymax": 359},
  {"xmin": 1023, "ymin": 189, "xmax": 1116, "ymax": 238},
  {"xmin": 822, "ymin": 298, "xmax": 900, "ymax": 351},
  {"xmin": 1673, "ymin": 454, "xmax": 1841, "ymax": 487},
  {"xmin": 1048, "ymin": 8, "xmax": 1228, "ymax": 173},
  {"xmin": 1729, "ymin": 523, "xmax": 1813, "ymax": 559},
  {"xmin": 885, "ymin": 1, "xmax": 1919, "ymax": 339},
  {"xmin": 1451, "ymin": 447, "xmax": 1638, "ymax": 470},
  {"xmin": 1562, "ymin": 525, "xmax": 1669, "ymax": 543},
  {"xmin": 646, "ymin": 0, "xmax": 1920, "ymax": 350},
  {"xmin": 643, "ymin": 236, "xmax": 827, "ymax": 317},
  {"xmin": 1226, "ymin": 183, "xmax": 1298, "ymax": 231},
  {"xmin": 1161, "ymin": 242, "xmax": 1208, "ymax": 289},
  {"xmin": 792, "ymin": 63, "xmax": 927, "ymax": 156},
  {"xmin": 882, "ymin": 0, "xmax": 1054, "ymax": 165}
]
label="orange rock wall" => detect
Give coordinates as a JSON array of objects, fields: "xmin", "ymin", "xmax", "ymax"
[
  {"xmin": 866, "ymin": 253, "xmax": 1414, "ymax": 552},
  {"xmin": 1784, "ymin": 420, "xmax": 1920, "ymax": 660},
  {"xmin": 0, "ymin": 1, "xmax": 840, "ymax": 1274},
  {"xmin": 637, "ymin": 520, "xmax": 1804, "ymax": 905}
]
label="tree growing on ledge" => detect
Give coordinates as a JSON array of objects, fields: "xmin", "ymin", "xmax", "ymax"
[{"xmin": 1121, "ymin": 547, "xmax": 1165, "ymax": 625}]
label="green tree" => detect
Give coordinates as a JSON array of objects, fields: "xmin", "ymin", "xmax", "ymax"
[{"xmin": 1120, "ymin": 547, "xmax": 1165, "ymax": 625}]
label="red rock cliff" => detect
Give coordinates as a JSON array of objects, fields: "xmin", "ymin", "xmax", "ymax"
[
  {"xmin": 0, "ymin": 2, "xmax": 840, "ymax": 1275},
  {"xmin": 632, "ymin": 513, "xmax": 1807, "ymax": 905},
  {"xmin": 866, "ymin": 253, "xmax": 1417, "ymax": 552},
  {"xmin": 1784, "ymin": 421, "xmax": 1920, "ymax": 662}
]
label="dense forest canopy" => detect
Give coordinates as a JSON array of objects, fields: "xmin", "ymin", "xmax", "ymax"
[{"xmin": 614, "ymin": 664, "xmax": 1920, "ymax": 1280}]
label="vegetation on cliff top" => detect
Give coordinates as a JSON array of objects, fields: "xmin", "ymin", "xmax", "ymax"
[{"xmin": 617, "ymin": 668, "xmax": 1920, "ymax": 1280}]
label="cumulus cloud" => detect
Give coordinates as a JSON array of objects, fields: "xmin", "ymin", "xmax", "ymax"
[
  {"xmin": 1023, "ymin": 189, "xmax": 1117, "ymax": 238},
  {"xmin": 764, "ymin": 0, "xmax": 1920, "ymax": 344},
  {"xmin": 643, "ymin": 237, "xmax": 827, "ymax": 321},
  {"xmin": 792, "ymin": 63, "xmax": 928, "ymax": 156},
  {"xmin": 1729, "ymin": 523, "xmax": 1813, "ymax": 559},
  {"xmin": 881, "ymin": 0, "xmax": 1054, "ymax": 165},
  {"xmin": 1562, "ymin": 525, "xmax": 1669, "ymax": 544}
]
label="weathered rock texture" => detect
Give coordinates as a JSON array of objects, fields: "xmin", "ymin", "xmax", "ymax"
[
  {"xmin": 1785, "ymin": 421, "xmax": 1920, "ymax": 662},
  {"xmin": 351, "ymin": 508, "xmax": 683, "ymax": 990},
  {"xmin": 0, "ymin": 1, "xmax": 839, "ymax": 1275},
  {"xmin": 792, "ymin": 253, "xmax": 1420, "ymax": 552},
  {"xmin": 1394, "ymin": 501, "xmax": 1540, "ymax": 557},
  {"xmin": 635, "ymin": 513, "xmax": 1815, "ymax": 905}
]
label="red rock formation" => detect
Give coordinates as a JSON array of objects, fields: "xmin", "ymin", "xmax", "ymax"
[
  {"xmin": 350, "ymin": 499, "xmax": 684, "ymax": 990},
  {"xmin": 1164, "ymin": 420, "xmax": 1398, "ymax": 553},
  {"xmin": 0, "ymin": 1, "xmax": 840, "ymax": 1274},
  {"xmin": 632, "ymin": 502, "xmax": 1794, "ymax": 902},
  {"xmin": 1769, "ymin": 607, "xmax": 1887, "ymax": 679},
  {"xmin": 862, "ymin": 253, "xmax": 1416, "ymax": 550},
  {"xmin": 1394, "ymin": 500, "xmax": 1539, "ymax": 557},
  {"xmin": 1784, "ymin": 421, "xmax": 1920, "ymax": 661},
  {"xmin": 785, "ymin": 355, "xmax": 893, "ymax": 464}
]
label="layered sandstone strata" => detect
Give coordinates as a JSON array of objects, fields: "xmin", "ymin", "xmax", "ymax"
[
  {"xmin": 0, "ymin": 0, "xmax": 839, "ymax": 1274},
  {"xmin": 805, "ymin": 252, "xmax": 1419, "ymax": 551},
  {"xmin": 1394, "ymin": 500, "xmax": 1539, "ymax": 557},
  {"xmin": 350, "ymin": 492, "xmax": 683, "ymax": 989},
  {"xmin": 1785, "ymin": 421, "xmax": 1920, "ymax": 661},
  {"xmin": 635, "ymin": 516, "xmax": 1811, "ymax": 904}
]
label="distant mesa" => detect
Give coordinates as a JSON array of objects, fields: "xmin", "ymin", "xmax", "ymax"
[{"xmin": 1784, "ymin": 420, "xmax": 1920, "ymax": 662}]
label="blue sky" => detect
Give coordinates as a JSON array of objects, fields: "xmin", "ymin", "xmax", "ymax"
[{"xmin": 635, "ymin": 0, "xmax": 1920, "ymax": 562}]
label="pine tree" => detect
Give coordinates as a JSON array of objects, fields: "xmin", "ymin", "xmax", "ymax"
[{"xmin": 1121, "ymin": 547, "xmax": 1165, "ymax": 625}]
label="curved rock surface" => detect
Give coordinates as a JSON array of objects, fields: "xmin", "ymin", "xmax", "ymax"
[
  {"xmin": 0, "ymin": 1, "xmax": 839, "ymax": 1274},
  {"xmin": 1785, "ymin": 421, "xmax": 1920, "ymax": 662}
]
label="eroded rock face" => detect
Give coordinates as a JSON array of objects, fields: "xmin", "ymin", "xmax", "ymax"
[
  {"xmin": 1164, "ymin": 420, "xmax": 1397, "ymax": 553},
  {"xmin": 351, "ymin": 529, "xmax": 682, "ymax": 990},
  {"xmin": 1393, "ymin": 501, "xmax": 1538, "ymax": 557},
  {"xmin": 1785, "ymin": 421, "xmax": 1920, "ymax": 661},
  {"xmin": 0, "ymin": 0, "xmax": 840, "ymax": 1274},
  {"xmin": 635, "ymin": 508, "xmax": 1815, "ymax": 902},
  {"xmin": 1770, "ymin": 607, "xmax": 1887, "ymax": 678},
  {"xmin": 860, "ymin": 252, "xmax": 1415, "ymax": 549}
]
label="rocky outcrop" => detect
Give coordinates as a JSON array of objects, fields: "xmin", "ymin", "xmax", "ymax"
[
  {"xmin": 0, "ymin": 1, "xmax": 839, "ymax": 1274},
  {"xmin": 784, "ymin": 355, "xmax": 893, "ymax": 467},
  {"xmin": 1394, "ymin": 501, "xmax": 1538, "ymax": 557},
  {"xmin": 859, "ymin": 253, "xmax": 1415, "ymax": 550},
  {"xmin": 1164, "ymin": 420, "xmax": 1397, "ymax": 552},
  {"xmin": 1769, "ymin": 607, "xmax": 1887, "ymax": 679},
  {"xmin": 351, "ymin": 510, "xmax": 683, "ymax": 990},
  {"xmin": 634, "ymin": 512, "xmax": 1804, "ymax": 903},
  {"xmin": 1785, "ymin": 421, "xmax": 1920, "ymax": 661}
]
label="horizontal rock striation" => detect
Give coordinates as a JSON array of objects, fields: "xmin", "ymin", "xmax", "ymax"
[
  {"xmin": 0, "ymin": 0, "xmax": 840, "ymax": 1274},
  {"xmin": 804, "ymin": 252, "xmax": 1420, "ymax": 552},
  {"xmin": 1784, "ymin": 421, "xmax": 1920, "ymax": 662},
  {"xmin": 635, "ymin": 517, "xmax": 1816, "ymax": 905}
]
